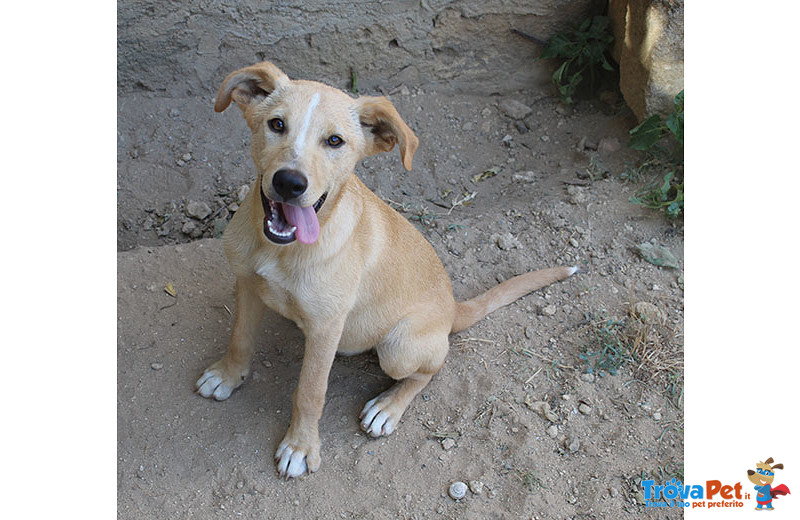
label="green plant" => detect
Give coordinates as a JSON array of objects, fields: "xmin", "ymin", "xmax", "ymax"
[
  {"xmin": 539, "ymin": 16, "xmax": 615, "ymax": 104},
  {"xmin": 626, "ymin": 91, "xmax": 684, "ymax": 218},
  {"xmin": 579, "ymin": 319, "xmax": 633, "ymax": 376},
  {"xmin": 629, "ymin": 90, "xmax": 684, "ymax": 151},
  {"xmin": 630, "ymin": 170, "xmax": 683, "ymax": 219}
]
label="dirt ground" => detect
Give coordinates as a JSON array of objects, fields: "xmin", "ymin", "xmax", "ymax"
[{"xmin": 117, "ymin": 82, "xmax": 684, "ymax": 518}]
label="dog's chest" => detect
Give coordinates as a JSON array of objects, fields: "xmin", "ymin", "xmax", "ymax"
[{"xmin": 252, "ymin": 254, "xmax": 336, "ymax": 326}]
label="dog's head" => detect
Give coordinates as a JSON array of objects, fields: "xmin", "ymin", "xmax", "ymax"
[
  {"xmin": 747, "ymin": 457, "xmax": 784, "ymax": 486},
  {"xmin": 215, "ymin": 61, "xmax": 419, "ymax": 246}
]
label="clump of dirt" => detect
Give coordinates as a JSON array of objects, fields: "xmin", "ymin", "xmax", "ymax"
[{"xmin": 118, "ymin": 83, "xmax": 683, "ymax": 518}]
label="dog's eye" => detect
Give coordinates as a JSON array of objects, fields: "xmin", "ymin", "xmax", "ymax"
[
  {"xmin": 268, "ymin": 118, "xmax": 285, "ymax": 133},
  {"xmin": 326, "ymin": 135, "xmax": 344, "ymax": 148}
]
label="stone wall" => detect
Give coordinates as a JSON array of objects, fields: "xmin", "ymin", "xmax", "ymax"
[
  {"xmin": 118, "ymin": 0, "xmax": 603, "ymax": 97},
  {"xmin": 608, "ymin": 0, "xmax": 683, "ymax": 121}
]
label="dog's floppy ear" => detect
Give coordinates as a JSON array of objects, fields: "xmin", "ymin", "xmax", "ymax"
[
  {"xmin": 215, "ymin": 61, "xmax": 290, "ymax": 113},
  {"xmin": 356, "ymin": 96, "xmax": 419, "ymax": 171}
]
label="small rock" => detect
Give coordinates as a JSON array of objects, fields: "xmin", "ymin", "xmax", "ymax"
[
  {"xmin": 186, "ymin": 201, "xmax": 212, "ymax": 220},
  {"xmin": 540, "ymin": 304, "xmax": 557, "ymax": 317},
  {"xmin": 653, "ymin": 412, "xmax": 662, "ymax": 421},
  {"xmin": 449, "ymin": 481, "xmax": 468, "ymax": 500},
  {"xmin": 597, "ymin": 137, "xmax": 620, "ymax": 154},
  {"xmin": 578, "ymin": 403, "xmax": 592, "ymax": 415},
  {"xmin": 609, "ymin": 487, "xmax": 619, "ymax": 498},
  {"xmin": 580, "ymin": 372, "xmax": 595, "ymax": 383},
  {"xmin": 540, "ymin": 135, "xmax": 550, "ymax": 142},
  {"xmin": 236, "ymin": 480, "xmax": 244, "ymax": 489},
  {"xmin": 151, "ymin": 363, "xmax": 163, "ymax": 370},
  {"xmin": 181, "ymin": 152, "xmax": 193, "ymax": 162},
  {"xmin": 468, "ymin": 480, "xmax": 484, "ymax": 495},
  {"xmin": 491, "ymin": 232, "xmax": 522, "ymax": 251},
  {"xmin": 213, "ymin": 217, "xmax": 228, "ymax": 238},
  {"xmin": 169, "ymin": 108, "xmax": 181, "ymax": 118},
  {"xmin": 236, "ymin": 185, "xmax": 250, "ymax": 203},
  {"xmin": 566, "ymin": 437, "xmax": 581, "ymax": 452},
  {"xmin": 262, "ymin": 360, "xmax": 273, "ymax": 368},
  {"xmin": 497, "ymin": 99, "xmax": 533, "ymax": 120},
  {"xmin": 442, "ymin": 438, "xmax": 456, "ymax": 451},
  {"xmin": 546, "ymin": 425, "xmax": 559, "ymax": 438},
  {"xmin": 514, "ymin": 120, "xmax": 528, "ymax": 133},
  {"xmin": 566, "ymin": 185, "xmax": 590, "ymax": 205},
  {"xmin": 512, "ymin": 171, "xmax": 536, "ymax": 183},
  {"xmin": 524, "ymin": 326, "xmax": 533, "ymax": 339},
  {"xmin": 181, "ymin": 221, "xmax": 197, "ymax": 235}
]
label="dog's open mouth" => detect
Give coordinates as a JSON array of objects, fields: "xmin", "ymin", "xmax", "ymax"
[{"xmin": 261, "ymin": 189, "xmax": 327, "ymax": 245}]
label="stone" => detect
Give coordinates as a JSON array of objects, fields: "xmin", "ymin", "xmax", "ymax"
[
  {"xmin": 491, "ymin": 232, "xmax": 522, "ymax": 251},
  {"xmin": 609, "ymin": 0, "xmax": 684, "ymax": 121},
  {"xmin": 468, "ymin": 480, "xmax": 484, "ymax": 495},
  {"xmin": 497, "ymin": 99, "xmax": 533, "ymax": 120},
  {"xmin": 546, "ymin": 425, "xmax": 559, "ymax": 438},
  {"xmin": 186, "ymin": 201, "xmax": 212, "ymax": 220},
  {"xmin": 236, "ymin": 185, "xmax": 250, "ymax": 203},
  {"xmin": 442, "ymin": 438, "xmax": 456, "ymax": 451}
]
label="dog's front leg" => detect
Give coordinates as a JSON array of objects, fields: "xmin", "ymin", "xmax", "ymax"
[
  {"xmin": 275, "ymin": 318, "xmax": 345, "ymax": 479},
  {"xmin": 196, "ymin": 277, "xmax": 265, "ymax": 400}
]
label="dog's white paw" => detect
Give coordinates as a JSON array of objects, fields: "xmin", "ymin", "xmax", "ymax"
[
  {"xmin": 359, "ymin": 397, "xmax": 397, "ymax": 438},
  {"xmin": 275, "ymin": 436, "xmax": 320, "ymax": 479},
  {"xmin": 195, "ymin": 360, "xmax": 246, "ymax": 400}
]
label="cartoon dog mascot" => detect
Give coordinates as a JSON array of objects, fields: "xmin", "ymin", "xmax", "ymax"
[{"xmin": 747, "ymin": 457, "xmax": 790, "ymax": 511}]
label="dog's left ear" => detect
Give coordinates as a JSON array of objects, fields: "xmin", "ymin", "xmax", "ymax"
[{"xmin": 356, "ymin": 96, "xmax": 419, "ymax": 171}]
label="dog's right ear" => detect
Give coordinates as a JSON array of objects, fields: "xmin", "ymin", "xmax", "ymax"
[{"xmin": 214, "ymin": 61, "xmax": 290, "ymax": 113}]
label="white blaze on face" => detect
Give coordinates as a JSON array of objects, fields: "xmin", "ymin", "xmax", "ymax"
[{"xmin": 293, "ymin": 93, "xmax": 321, "ymax": 157}]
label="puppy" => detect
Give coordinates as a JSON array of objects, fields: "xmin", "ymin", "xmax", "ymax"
[{"xmin": 196, "ymin": 61, "xmax": 576, "ymax": 479}]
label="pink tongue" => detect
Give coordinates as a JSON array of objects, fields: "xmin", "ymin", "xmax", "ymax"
[{"xmin": 281, "ymin": 203, "xmax": 320, "ymax": 244}]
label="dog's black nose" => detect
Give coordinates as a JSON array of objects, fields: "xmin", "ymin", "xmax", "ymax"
[{"xmin": 272, "ymin": 169, "xmax": 308, "ymax": 200}]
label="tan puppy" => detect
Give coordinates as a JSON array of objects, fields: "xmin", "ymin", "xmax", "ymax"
[{"xmin": 196, "ymin": 61, "xmax": 576, "ymax": 479}]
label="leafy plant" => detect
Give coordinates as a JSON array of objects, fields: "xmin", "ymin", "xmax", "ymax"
[
  {"xmin": 629, "ymin": 90, "xmax": 684, "ymax": 150},
  {"xmin": 626, "ymin": 91, "xmax": 684, "ymax": 218},
  {"xmin": 579, "ymin": 319, "xmax": 633, "ymax": 376},
  {"xmin": 630, "ymin": 170, "xmax": 683, "ymax": 219},
  {"xmin": 539, "ymin": 16, "xmax": 615, "ymax": 104}
]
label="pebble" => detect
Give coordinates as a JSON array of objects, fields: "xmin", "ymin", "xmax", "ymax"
[
  {"xmin": 236, "ymin": 185, "xmax": 250, "ymax": 203},
  {"xmin": 262, "ymin": 359, "xmax": 273, "ymax": 368},
  {"xmin": 546, "ymin": 425, "xmax": 559, "ymax": 438},
  {"xmin": 580, "ymin": 372, "xmax": 595, "ymax": 383},
  {"xmin": 151, "ymin": 362, "xmax": 163, "ymax": 370},
  {"xmin": 491, "ymin": 232, "xmax": 522, "ymax": 251},
  {"xmin": 653, "ymin": 412, "xmax": 662, "ymax": 421},
  {"xmin": 497, "ymin": 99, "xmax": 533, "ymax": 120},
  {"xmin": 186, "ymin": 201, "xmax": 212, "ymax": 220},
  {"xmin": 540, "ymin": 304, "xmax": 557, "ymax": 317},
  {"xmin": 578, "ymin": 403, "xmax": 592, "ymax": 415},
  {"xmin": 449, "ymin": 481, "xmax": 468, "ymax": 500},
  {"xmin": 442, "ymin": 438, "xmax": 456, "ymax": 451},
  {"xmin": 468, "ymin": 480, "xmax": 484, "ymax": 495},
  {"xmin": 566, "ymin": 437, "xmax": 581, "ymax": 452}
]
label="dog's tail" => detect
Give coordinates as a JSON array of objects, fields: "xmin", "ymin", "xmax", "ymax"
[{"xmin": 451, "ymin": 266, "xmax": 577, "ymax": 334}]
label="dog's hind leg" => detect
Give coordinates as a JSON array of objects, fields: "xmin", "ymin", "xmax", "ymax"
[
  {"xmin": 196, "ymin": 277, "xmax": 265, "ymax": 400},
  {"xmin": 361, "ymin": 317, "xmax": 449, "ymax": 437}
]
